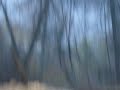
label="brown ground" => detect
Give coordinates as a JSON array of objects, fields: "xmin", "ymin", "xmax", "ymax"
[
  {"xmin": 0, "ymin": 80, "xmax": 120, "ymax": 90},
  {"xmin": 0, "ymin": 80, "xmax": 71, "ymax": 90}
]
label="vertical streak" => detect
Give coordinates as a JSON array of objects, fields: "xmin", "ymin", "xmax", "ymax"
[
  {"xmin": 109, "ymin": 0, "xmax": 120, "ymax": 84},
  {"xmin": 104, "ymin": 1, "xmax": 113, "ymax": 85},
  {"xmin": 83, "ymin": 0, "xmax": 92, "ymax": 89}
]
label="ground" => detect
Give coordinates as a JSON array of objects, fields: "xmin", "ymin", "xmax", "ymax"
[{"xmin": 0, "ymin": 80, "xmax": 71, "ymax": 90}]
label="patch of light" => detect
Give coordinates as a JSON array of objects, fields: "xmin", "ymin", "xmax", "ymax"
[{"xmin": 86, "ymin": 7, "xmax": 96, "ymax": 25}]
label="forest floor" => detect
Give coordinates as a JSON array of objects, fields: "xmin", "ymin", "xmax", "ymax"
[
  {"xmin": 0, "ymin": 80, "xmax": 71, "ymax": 90},
  {"xmin": 0, "ymin": 80, "xmax": 120, "ymax": 90}
]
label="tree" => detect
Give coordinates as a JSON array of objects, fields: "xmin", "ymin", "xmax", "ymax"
[
  {"xmin": 109, "ymin": 0, "xmax": 120, "ymax": 84},
  {"xmin": 1, "ymin": 0, "xmax": 50, "ymax": 83}
]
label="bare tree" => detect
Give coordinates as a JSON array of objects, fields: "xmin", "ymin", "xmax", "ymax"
[
  {"xmin": 1, "ymin": 0, "xmax": 50, "ymax": 83},
  {"xmin": 1, "ymin": 1, "xmax": 27, "ymax": 83},
  {"xmin": 109, "ymin": 0, "xmax": 120, "ymax": 84}
]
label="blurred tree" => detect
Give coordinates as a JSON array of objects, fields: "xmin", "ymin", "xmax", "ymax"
[{"xmin": 109, "ymin": 0, "xmax": 120, "ymax": 84}]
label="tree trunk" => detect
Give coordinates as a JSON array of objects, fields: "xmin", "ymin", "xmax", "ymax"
[{"xmin": 109, "ymin": 0, "xmax": 120, "ymax": 84}]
